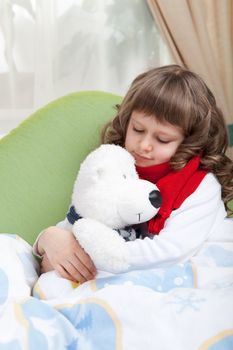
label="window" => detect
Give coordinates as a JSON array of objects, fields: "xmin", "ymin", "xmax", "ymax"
[{"xmin": 0, "ymin": 0, "xmax": 172, "ymax": 134}]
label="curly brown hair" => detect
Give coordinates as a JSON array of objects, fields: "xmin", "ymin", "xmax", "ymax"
[{"xmin": 101, "ymin": 64, "xmax": 233, "ymax": 204}]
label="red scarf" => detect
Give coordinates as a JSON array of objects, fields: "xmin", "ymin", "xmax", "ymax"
[{"xmin": 136, "ymin": 156, "xmax": 207, "ymax": 235}]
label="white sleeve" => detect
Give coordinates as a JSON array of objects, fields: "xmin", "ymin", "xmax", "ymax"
[{"xmin": 126, "ymin": 173, "xmax": 227, "ymax": 270}]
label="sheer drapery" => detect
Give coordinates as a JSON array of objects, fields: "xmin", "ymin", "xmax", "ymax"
[
  {"xmin": 0, "ymin": 0, "xmax": 172, "ymax": 134},
  {"xmin": 147, "ymin": 0, "xmax": 233, "ymax": 127}
]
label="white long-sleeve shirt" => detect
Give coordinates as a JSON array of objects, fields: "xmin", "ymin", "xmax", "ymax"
[
  {"xmin": 34, "ymin": 173, "xmax": 231, "ymax": 270},
  {"xmin": 125, "ymin": 173, "xmax": 229, "ymax": 270}
]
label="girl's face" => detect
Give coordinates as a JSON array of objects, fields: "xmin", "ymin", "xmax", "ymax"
[{"xmin": 125, "ymin": 111, "xmax": 184, "ymax": 167}]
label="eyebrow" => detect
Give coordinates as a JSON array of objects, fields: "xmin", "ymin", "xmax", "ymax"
[
  {"xmin": 131, "ymin": 118, "xmax": 143, "ymax": 125},
  {"xmin": 158, "ymin": 131, "xmax": 178, "ymax": 138}
]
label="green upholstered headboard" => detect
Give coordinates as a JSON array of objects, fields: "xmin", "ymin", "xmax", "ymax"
[{"xmin": 0, "ymin": 91, "xmax": 121, "ymax": 245}]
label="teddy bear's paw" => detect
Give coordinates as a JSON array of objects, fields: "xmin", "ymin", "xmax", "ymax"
[
  {"xmin": 73, "ymin": 218, "xmax": 130, "ymax": 273},
  {"xmin": 96, "ymin": 245, "xmax": 130, "ymax": 273}
]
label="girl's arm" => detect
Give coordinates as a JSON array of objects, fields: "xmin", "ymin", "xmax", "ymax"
[
  {"xmin": 34, "ymin": 226, "xmax": 97, "ymax": 283},
  {"xmin": 125, "ymin": 173, "xmax": 227, "ymax": 270}
]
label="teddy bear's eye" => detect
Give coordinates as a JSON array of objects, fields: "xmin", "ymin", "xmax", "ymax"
[{"xmin": 123, "ymin": 174, "xmax": 127, "ymax": 179}]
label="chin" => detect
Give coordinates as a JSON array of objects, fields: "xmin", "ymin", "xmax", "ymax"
[{"xmin": 136, "ymin": 160, "xmax": 155, "ymax": 167}]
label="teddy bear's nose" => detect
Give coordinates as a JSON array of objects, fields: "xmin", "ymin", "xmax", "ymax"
[{"xmin": 149, "ymin": 190, "xmax": 162, "ymax": 208}]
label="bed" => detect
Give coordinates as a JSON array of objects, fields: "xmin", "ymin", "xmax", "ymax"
[{"xmin": 0, "ymin": 91, "xmax": 232, "ymax": 349}]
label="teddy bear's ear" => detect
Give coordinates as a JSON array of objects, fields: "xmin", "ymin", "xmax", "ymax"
[
  {"xmin": 96, "ymin": 167, "xmax": 105, "ymax": 178},
  {"xmin": 90, "ymin": 165, "xmax": 105, "ymax": 182}
]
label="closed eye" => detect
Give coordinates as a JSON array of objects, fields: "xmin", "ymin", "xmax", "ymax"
[
  {"xmin": 157, "ymin": 138, "xmax": 170, "ymax": 144},
  {"xmin": 133, "ymin": 127, "xmax": 144, "ymax": 133}
]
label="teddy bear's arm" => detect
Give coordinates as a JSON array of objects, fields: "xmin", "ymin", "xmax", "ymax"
[{"xmin": 73, "ymin": 219, "xmax": 129, "ymax": 273}]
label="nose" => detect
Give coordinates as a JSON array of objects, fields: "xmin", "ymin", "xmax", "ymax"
[
  {"xmin": 141, "ymin": 136, "xmax": 153, "ymax": 152},
  {"xmin": 149, "ymin": 190, "xmax": 162, "ymax": 208}
]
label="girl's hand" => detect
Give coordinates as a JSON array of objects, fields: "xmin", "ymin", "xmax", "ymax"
[
  {"xmin": 40, "ymin": 253, "xmax": 53, "ymax": 273},
  {"xmin": 38, "ymin": 226, "xmax": 97, "ymax": 283}
]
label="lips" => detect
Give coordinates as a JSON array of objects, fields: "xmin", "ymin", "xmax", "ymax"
[{"xmin": 133, "ymin": 152, "xmax": 152, "ymax": 161}]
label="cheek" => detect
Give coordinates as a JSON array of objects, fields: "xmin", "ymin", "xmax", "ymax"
[
  {"xmin": 154, "ymin": 149, "xmax": 170, "ymax": 162},
  {"xmin": 124, "ymin": 135, "xmax": 130, "ymax": 152},
  {"xmin": 165, "ymin": 143, "xmax": 180, "ymax": 157},
  {"xmin": 124, "ymin": 130, "xmax": 135, "ymax": 151},
  {"xmin": 154, "ymin": 144, "xmax": 178, "ymax": 160}
]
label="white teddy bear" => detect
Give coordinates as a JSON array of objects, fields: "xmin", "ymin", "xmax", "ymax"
[{"xmin": 34, "ymin": 144, "xmax": 162, "ymax": 299}]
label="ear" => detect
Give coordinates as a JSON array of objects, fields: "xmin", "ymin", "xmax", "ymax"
[
  {"xmin": 91, "ymin": 165, "xmax": 105, "ymax": 183},
  {"xmin": 97, "ymin": 167, "xmax": 105, "ymax": 177}
]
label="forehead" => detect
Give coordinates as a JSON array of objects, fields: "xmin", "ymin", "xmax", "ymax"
[{"xmin": 131, "ymin": 111, "xmax": 184, "ymax": 137}]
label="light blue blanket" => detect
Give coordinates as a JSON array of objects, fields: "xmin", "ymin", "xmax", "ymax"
[{"xmin": 0, "ymin": 231, "xmax": 233, "ymax": 350}]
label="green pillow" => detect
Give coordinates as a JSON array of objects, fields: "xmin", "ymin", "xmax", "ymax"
[
  {"xmin": 0, "ymin": 91, "xmax": 121, "ymax": 245},
  {"xmin": 227, "ymin": 199, "xmax": 233, "ymax": 218},
  {"xmin": 1, "ymin": 90, "xmax": 231, "ymax": 245}
]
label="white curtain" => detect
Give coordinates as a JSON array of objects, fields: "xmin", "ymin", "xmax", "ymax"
[{"xmin": 0, "ymin": 0, "xmax": 172, "ymax": 134}]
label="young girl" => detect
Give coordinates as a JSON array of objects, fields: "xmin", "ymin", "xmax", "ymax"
[{"xmin": 34, "ymin": 64, "xmax": 233, "ymax": 283}]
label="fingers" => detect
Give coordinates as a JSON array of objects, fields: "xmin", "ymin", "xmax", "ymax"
[
  {"xmin": 55, "ymin": 264, "xmax": 76, "ymax": 282},
  {"xmin": 47, "ymin": 250, "xmax": 96, "ymax": 283},
  {"xmin": 61, "ymin": 260, "xmax": 89, "ymax": 284},
  {"xmin": 39, "ymin": 228, "xmax": 97, "ymax": 283},
  {"xmin": 66, "ymin": 255, "xmax": 95, "ymax": 282},
  {"xmin": 74, "ymin": 241, "xmax": 97, "ymax": 276},
  {"xmin": 55, "ymin": 259, "xmax": 93, "ymax": 284},
  {"xmin": 41, "ymin": 259, "xmax": 75, "ymax": 282},
  {"xmin": 75, "ymin": 250, "xmax": 97, "ymax": 275}
]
